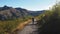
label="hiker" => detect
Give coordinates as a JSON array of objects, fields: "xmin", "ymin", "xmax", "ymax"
[{"xmin": 32, "ymin": 17, "xmax": 34, "ymax": 24}]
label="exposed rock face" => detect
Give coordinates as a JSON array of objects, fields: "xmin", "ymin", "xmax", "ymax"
[{"xmin": 0, "ymin": 6, "xmax": 28, "ymax": 20}]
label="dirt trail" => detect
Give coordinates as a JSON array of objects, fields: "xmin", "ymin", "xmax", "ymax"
[
  {"xmin": 17, "ymin": 20, "xmax": 32, "ymax": 30},
  {"xmin": 13, "ymin": 19, "xmax": 32, "ymax": 33},
  {"xmin": 17, "ymin": 19, "xmax": 38, "ymax": 34}
]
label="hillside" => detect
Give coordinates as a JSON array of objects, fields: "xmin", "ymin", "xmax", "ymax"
[
  {"xmin": 0, "ymin": 5, "xmax": 45, "ymax": 20},
  {"xmin": 0, "ymin": 5, "xmax": 29, "ymax": 20}
]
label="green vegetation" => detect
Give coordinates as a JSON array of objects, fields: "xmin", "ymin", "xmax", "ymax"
[
  {"xmin": 37, "ymin": 2, "xmax": 60, "ymax": 34},
  {"xmin": 0, "ymin": 15, "xmax": 31, "ymax": 34}
]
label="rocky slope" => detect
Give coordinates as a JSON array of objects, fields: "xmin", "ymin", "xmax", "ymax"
[{"xmin": 0, "ymin": 5, "xmax": 45, "ymax": 20}]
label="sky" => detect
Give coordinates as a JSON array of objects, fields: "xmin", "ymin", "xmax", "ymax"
[{"xmin": 0, "ymin": 0, "xmax": 58, "ymax": 11}]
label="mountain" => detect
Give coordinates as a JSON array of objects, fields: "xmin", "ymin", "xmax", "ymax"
[
  {"xmin": 0, "ymin": 6, "xmax": 29, "ymax": 20},
  {"xmin": 0, "ymin": 5, "xmax": 45, "ymax": 20},
  {"xmin": 28, "ymin": 10, "xmax": 45, "ymax": 16},
  {"xmin": 15, "ymin": 8, "xmax": 29, "ymax": 16},
  {"xmin": 15, "ymin": 8, "xmax": 45, "ymax": 16},
  {"xmin": 0, "ymin": 5, "xmax": 12, "ymax": 11}
]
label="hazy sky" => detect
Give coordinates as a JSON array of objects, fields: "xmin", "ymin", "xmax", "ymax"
[{"xmin": 0, "ymin": 0, "xmax": 57, "ymax": 11}]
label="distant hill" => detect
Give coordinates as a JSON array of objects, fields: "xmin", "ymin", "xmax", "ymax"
[
  {"xmin": 0, "ymin": 5, "xmax": 45, "ymax": 20},
  {"xmin": 28, "ymin": 10, "xmax": 45, "ymax": 16}
]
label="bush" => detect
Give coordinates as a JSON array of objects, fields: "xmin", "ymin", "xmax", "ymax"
[{"xmin": 37, "ymin": 2, "xmax": 60, "ymax": 34}]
